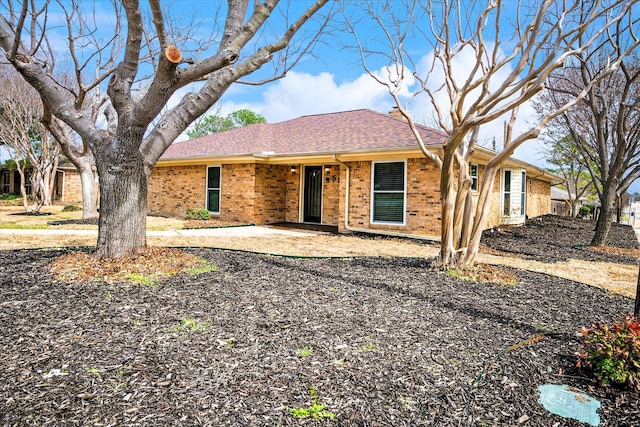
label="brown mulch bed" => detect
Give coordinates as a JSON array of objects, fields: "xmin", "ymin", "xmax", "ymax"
[
  {"xmin": 1, "ymin": 216, "xmax": 640, "ymax": 425},
  {"xmin": 481, "ymin": 214, "xmax": 640, "ymax": 265}
]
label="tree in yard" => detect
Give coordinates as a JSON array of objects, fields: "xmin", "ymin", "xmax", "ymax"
[
  {"xmin": 543, "ymin": 49, "xmax": 640, "ymax": 245},
  {"xmin": 0, "ymin": 66, "xmax": 60, "ymax": 212},
  {"xmin": 0, "ymin": 0, "xmax": 330, "ymax": 258},
  {"xmin": 344, "ymin": 0, "xmax": 640, "ymax": 266},
  {"xmin": 187, "ymin": 109, "xmax": 266, "ymax": 139},
  {"xmin": 543, "ymin": 136, "xmax": 595, "ymax": 217}
]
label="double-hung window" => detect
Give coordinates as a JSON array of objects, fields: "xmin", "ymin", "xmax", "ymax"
[
  {"xmin": 371, "ymin": 161, "xmax": 405, "ymax": 224},
  {"xmin": 470, "ymin": 164, "xmax": 478, "ymax": 191},
  {"xmin": 206, "ymin": 166, "xmax": 221, "ymax": 213},
  {"xmin": 503, "ymin": 170, "xmax": 511, "ymax": 216}
]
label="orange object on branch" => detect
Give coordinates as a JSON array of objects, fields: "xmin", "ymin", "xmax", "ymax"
[{"xmin": 165, "ymin": 45, "xmax": 182, "ymax": 63}]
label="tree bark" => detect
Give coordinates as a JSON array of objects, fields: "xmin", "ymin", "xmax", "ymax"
[
  {"xmin": 78, "ymin": 163, "xmax": 98, "ymax": 219},
  {"xmin": 93, "ymin": 131, "xmax": 148, "ymax": 258},
  {"xmin": 439, "ymin": 148, "xmax": 457, "ymax": 265},
  {"xmin": 591, "ymin": 189, "xmax": 616, "ymax": 246}
]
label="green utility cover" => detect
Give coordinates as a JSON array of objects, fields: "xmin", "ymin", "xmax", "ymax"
[{"xmin": 537, "ymin": 384, "xmax": 601, "ymax": 426}]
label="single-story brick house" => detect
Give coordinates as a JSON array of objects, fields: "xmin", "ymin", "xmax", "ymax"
[
  {"xmin": 0, "ymin": 165, "xmax": 84, "ymax": 204},
  {"xmin": 149, "ymin": 109, "xmax": 557, "ymax": 240}
]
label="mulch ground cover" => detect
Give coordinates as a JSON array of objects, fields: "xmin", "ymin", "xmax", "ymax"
[
  {"xmin": 481, "ymin": 214, "xmax": 640, "ymax": 265},
  {"xmin": 1, "ymin": 215, "xmax": 639, "ymax": 426}
]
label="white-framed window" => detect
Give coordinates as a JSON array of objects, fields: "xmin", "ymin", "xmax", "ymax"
[
  {"xmin": 206, "ymin": 166, "xmax": 221, "ymax": 213},
  {"xmin": 470, "ymin": 163, "xmax": 478, "ymax": 191},
  {"xmin": 502, "ymin": 169, "xmax": 511, "ymax": 216},
  {"xmin": 371, "ymin": 160, "xmax": 406, "ymax": 224},
  {"xmin": 520, "ymin": 170, "xmax": 526, "ymax": 215}
]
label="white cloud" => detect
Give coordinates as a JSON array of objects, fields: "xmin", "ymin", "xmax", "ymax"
[{"xmin": 243, "ymin": 70, "xmax": 403, "ymax": 122}]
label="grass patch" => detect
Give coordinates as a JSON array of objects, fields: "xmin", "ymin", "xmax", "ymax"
[
  {"xmin": 169, "ymin": 317, "xmax": 210, "ymax": 333},
  {"xmin": 287, "ymin": 386, "xmax": 335, "ymax": 421},
  {"xmin": 125, "ymin": 272, "xmax": 158, "ymax": 287},
  {"xmin": 295, "ymin": 347, "xmax": 313, "ymax": 357},
  {"xmin": 0, "ymin": 223, "xmax": 49, "ymax": 229},
  {"xmin": 188, "ymin": 259, "xmax": 218, "ymax": 274}
]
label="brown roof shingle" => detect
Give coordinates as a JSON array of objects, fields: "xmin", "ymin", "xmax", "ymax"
[{"xmin": 161, "ymin": 109, "xmax": 446, "ymax": 160}]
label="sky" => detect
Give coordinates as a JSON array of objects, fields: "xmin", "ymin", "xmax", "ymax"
[{"xmin": 3, "ymin": 0, "xmax": 639, "ymax": 193}]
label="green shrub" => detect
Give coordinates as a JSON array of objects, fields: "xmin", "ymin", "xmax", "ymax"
[
  {"xmin": 62, "ymin": 204, "xmax": 82, "ymax": 212},
  {"xmin": 577, "ymin": 315, "xmax": 640, "ymax": 389},
  {"xmin": 0, "ymin": 193, "xmax": 19, "ymax": 200},
  {"xmin": 186, "ymin": 208, "xmax": 210, "ymax": 220},
  {"xmin": 578, "ymin": 205, "xmax": 592, "ymax": 218}
]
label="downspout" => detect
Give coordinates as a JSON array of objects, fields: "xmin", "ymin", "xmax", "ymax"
[
  {"xmin": 59, "ymin": 169, "xmax": 65, "ymax": 203},
  {"xmin": 333, "ymin": 155, "xmax": 440, "ymax": 242}
]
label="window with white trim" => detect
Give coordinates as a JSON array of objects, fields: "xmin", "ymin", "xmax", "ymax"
[
  {"xmin": 371, "ymin": 161, "xmax": 406, "ymax": 224},
  {"xmin": 470, "ymin": 163, "xmax": 478, "ymax": 191},
  {"xmin": 503, "ymin": 169, "xmax": 511, "ymax": 216},
  {"xmin": 206, "ymin": 166, "xmax": 221, "ymax": 213}
]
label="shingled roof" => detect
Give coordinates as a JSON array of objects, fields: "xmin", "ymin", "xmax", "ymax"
[{"xmin": 161, "ymin": 109, "xmax": 446, "ymax": 160}]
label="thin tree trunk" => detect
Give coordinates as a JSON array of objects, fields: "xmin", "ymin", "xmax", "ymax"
[
  {"xmin": 591, "ymin": 190, "xmax": 616, "ymax": 246},
  {"xmin": 94, "ymin": 155, "xmax": 148, "ymax": 258},
  {"xmin": 78, "ymin": 164, "xmax": 98, "ymax": 219},
  {"xmin": 439, "ymin": 151, "xmax": 457, "ymax": 265},
  {"xmin": 462, "ymin": 166, "xmax": 500, "ymax": 266}
]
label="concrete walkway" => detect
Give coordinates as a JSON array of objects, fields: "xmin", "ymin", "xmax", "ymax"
[{"xmin": 0, "ymin": 224, "xmax": 321, "ymax": 238}]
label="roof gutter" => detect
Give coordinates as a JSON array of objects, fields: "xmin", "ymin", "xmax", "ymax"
[{"xmin": 333, "ymin": 154, "xmax": 440, "ymax": 243}]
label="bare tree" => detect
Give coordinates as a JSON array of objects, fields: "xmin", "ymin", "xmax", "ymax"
[
  {"xmin": 344, "ymin": 0, "xmax": 639, "ymax": 266},
  {"xmin": 544, "ymin": 49, "xmax": 640, "ymax": 245},
  {"xmin": 0, "ymin": 0, "xmax": 331, "ymax": 258},
  {"xmin": 543, "ymin": 136, "xmax": 595, "ymax": 217},
  {"xmin": 0, "ymin": 66, "xmax": 60, "ymax": 212}
]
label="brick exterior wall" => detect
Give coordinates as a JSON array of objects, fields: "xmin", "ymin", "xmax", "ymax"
[
  {"xmin": 526, "ymin": 176, "xmax": 551, "ymax": 219},
  {"xmin": 60, "ymin": 169, "xmax": 85, "ymax": 204},
  {"xmin": 148, "ymin": 165, "xmax": 207, "ymax": 218},
  {"xmin": 149, "ymin": 158, "xmax": 553, "ymax": 234},
  {"xmin": 337, "ymin": 158, "xmax": 442, "ymax": 238}
]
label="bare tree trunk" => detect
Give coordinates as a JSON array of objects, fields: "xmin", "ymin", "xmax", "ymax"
[
  {"xmin": 462, "ymin": 166, "xmax": 500, "ymax": 266},
  {"xmin": 78, "ymin": 163, "xmax": 98, "ymax": 219},
  {"xmin": 591, "ymin": 189, "xmax": 616, "ymax": 246},
  {"xmin": 93, "ymin": 132, "xmax": 148, "ymax": 258},
  {"xmin": 439, "ymin": 150, "xmax": 456, "ymax": 264},
  {"xmin": 16, "ymin": 166, "xmax": 29, "ymax": 212}
]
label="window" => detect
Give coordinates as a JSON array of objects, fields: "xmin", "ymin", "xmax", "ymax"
[
  {"xmin": 24, "ymin": 172, "xmax": 32, "ymax": 195},
  {"xmin": 503, "ymin": 170, "xmax": 511, "ymax": 216},
  {"xmin": 371, "ymin": 161, "xmax": 405, "ymax": 224},
  {"xmin": 470, "ymin": 164, "xmax": 478, "ymax": 191},
  {"xmin": 206, "ymin": 166, "xmax": 221, "ymax": 213},
  {"xmin": 2, "ymin": 171, "xmax": 10, "ymax": 194},
  {"xmin": 520, "ymin": 171, "xmax": 526, "ymax": 215}
]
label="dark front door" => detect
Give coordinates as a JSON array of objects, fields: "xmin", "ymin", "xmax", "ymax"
[{"xmin": 303, "ymin": 166, "xmax": 322, "ymax": 223}]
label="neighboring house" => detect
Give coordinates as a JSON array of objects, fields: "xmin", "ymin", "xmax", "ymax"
[
  {"xmin": 550, "ymin": 186, "xmax": 587, "ymax": 217},
  {"xmin": 0, "ymin": 164, "xmax": 85, "ymax": 204},
  {"xmin": 149, "ymin": 109, "xmax": 558, "ymax": 240}
]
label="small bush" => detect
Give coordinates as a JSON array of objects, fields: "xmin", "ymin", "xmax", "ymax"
[
  {"xmin": 578, "ymin": 205, "xmax": 592, "ymax": 218},
  {"xmin": 0, "ymin": 193, "xmax": 19, "ymax": 200},
  {"xmin": 62, "ymin": 204, "xmax": 82, "ymax": 212},
  {"xmin": 577, "ymin": 315, "xmax": 640, "ymax": 389},
  {"xmin": 186, "ymin": 208, "xmax": 210, "ymax": 220}
]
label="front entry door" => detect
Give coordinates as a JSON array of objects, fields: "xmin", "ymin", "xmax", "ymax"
[{"xmin": 303, "ymin": 166, "xmax": 322, "ymax": 223}]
